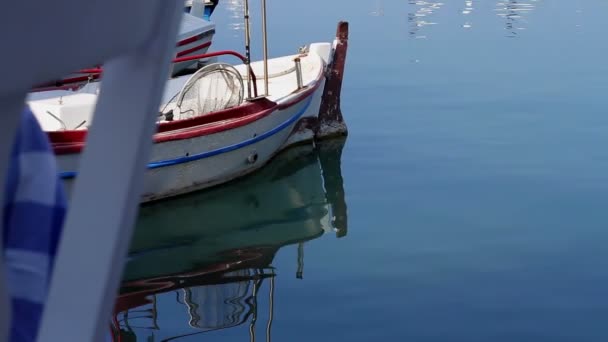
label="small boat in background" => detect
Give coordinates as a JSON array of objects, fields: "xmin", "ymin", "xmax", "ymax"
[
  {"xmin": 27, "ymin": 7, "xmax": 350, "ymax": 203},
  {"xmin": 32, "ymin": 7, "xmax": 216, "ymax": 92}
]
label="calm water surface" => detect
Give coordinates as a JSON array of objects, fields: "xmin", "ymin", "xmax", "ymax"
[{"xmin": 116, "ymin": 1, "xmax": 608, "ymax": 340}]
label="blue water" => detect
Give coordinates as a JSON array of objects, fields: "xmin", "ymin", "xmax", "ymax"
[{"xmin": 117, "ymin": 1, "xmax": 608, "ymax": 341}]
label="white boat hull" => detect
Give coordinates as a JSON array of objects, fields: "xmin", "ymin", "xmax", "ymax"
[{"xmin": 57, "ymin": 82, "xmax": 325, "ymax": 203}]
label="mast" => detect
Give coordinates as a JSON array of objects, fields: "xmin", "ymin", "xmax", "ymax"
[
  {"xmin": 266, "ymin": 270, "xmax": 275, "ymax": 342},
  {"xmin": 243, "ymin": 0, "xmax": 254, "ymax": 99},
  {"xmin": 243, "ymin": 0, "xmax": 269, "ymax": 99},
  {"xmin": 261, "ymin": 0, "xmax": 269, "ymax": 96},
  {"xmin": 249, "ymin": 269, "xmax": 259, "ymax": 342}
]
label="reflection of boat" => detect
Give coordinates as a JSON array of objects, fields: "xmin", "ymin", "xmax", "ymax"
[
  {"xmin": 124, "ymin": 139, "xmax": 347, "ymax": 280},
  {"xmin": 115, "ymin": 268, "xmax": 277, "ymax": 341},
  {"xmin": 182, "ymin": 272, "xmax": 250, "ymax": 330},
  {"xmin": 112, "ymin": 139, "xmax": 348, "ymax": 341}
]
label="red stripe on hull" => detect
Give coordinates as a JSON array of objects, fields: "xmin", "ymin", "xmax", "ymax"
[
  {"xmin": 48, "ymin": 56, "xmax": 325, "ymax": 155},
  {"xmin": 175, "ymin": 41, "xmax": 212, "ymax": 58},
  {"xmin": 32, "ymin": 74, "xmax": 101, "ymax": 90},
  {"xmin": 32, "ymin": 31, "xmax": 214, "ymax": 92},
  {"xmin": 176, "ymin": 29, "xmax": 215, "ymax": 47}
]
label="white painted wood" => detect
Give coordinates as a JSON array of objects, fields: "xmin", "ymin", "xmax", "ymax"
[{"xmin": 35, "ymin": 1, "xmax": 184, "ymax": 342}]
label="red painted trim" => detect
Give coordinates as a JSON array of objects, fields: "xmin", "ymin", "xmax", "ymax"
[
  {"xmin": 31, "ymin": 40, "xmax": 211, "ymax": 92},
  {"xmin": 154, "ymin": 81, "xmax": 325, "ymax": 142},
  {"xmin": 31, "ymin": 31, "xmax": 215, "ymax": 92},
  {"xmin": 51, "ymin": 99, "xmax": 276, "ymax": 154},
  {"xmin": 176, "ymin": 29, "xmax": 215, "ymax": 47},
  {"xmin": 154, "ymin": 106, "xmax": 276, "ymax": 143},
  {"xmin": 58, "ymin": 74, "xmax": 100, "ymax": 85},
  {"xmin": 175, "ymin": 41, "xmax": 212, "ymax": 58},
  {"xmin": 177, "ymin": 34, "xmax": 200, "ymax": 47},
  {"xmin": 50, "ymin": 130, "xmax": 88, "ymax": 154},
  {"xmin": 48, "ymin": 61, "xmax": 324, "ymax": 155},
  {"xmin": 77, "ymin": 68, "xmax": 103, "ymax": 74},
  {"xmin": 157, "ymin": 99, "xmax": 275, "ymax": 133},
  {"xmin": 49, "ymin": 130, "xmax": 87, "ymax": 143},
  {"xmin": 173, "ymin": 50, "xmax": 247, "ymax": 64},
  {"xmin": 32, "ymin": 74, "xmax": 100, "ymax": 91}
]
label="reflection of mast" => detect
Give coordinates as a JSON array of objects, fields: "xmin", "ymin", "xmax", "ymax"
[
  {"xmin": 183, "ymin": 270, "xmax": 250, "ymax": 330},
  {"xmin": 296, "ymin": 243, "xmax": 304, "ymax": 279},
  {"xmin": 496, "ymin": 0, "xmax": 537, "ymax": 38},
  {"xmin": 318, "ymin": 139, "xmax": 348, "ymax": 238},
  {"xmin": 249, "ymin": 271, "xmax": 259, "ymax": 342},
  {"xmin": 151, "ymin": 295, "xmax": 159, "ymax": 330},
  {"xmin": 265, "ymin": 271, "xmax": 275, "ymax": 342},
  {"xmin": 183, "ymin": 288, "xmax": 202, "ymax": 328},
  {"xmin": 407, "ymin": 0, "xmax": 443, "ymax": 39},
  {"xmin": 462, "ymin": 0, "xmax": 473, "ymax": 29}
]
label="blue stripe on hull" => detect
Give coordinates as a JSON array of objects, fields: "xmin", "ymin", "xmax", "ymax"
[{"xmin": 59, "ymin": 96, "xmax": 313, "ymax": 180}]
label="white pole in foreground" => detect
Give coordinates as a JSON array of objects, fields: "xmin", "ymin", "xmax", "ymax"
[{"xmin": 36, "ymin": 1, "xmax": 183, "ymax": 341}]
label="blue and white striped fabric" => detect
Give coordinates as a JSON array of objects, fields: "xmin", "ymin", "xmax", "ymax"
[{"xmin": 3, "ymin": 106, "xmax": 66, "ymax": 342}]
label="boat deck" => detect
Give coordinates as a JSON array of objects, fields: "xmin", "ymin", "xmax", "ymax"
[{"xmin": 26, "ymin": 48, "xmax": 327, "ymax": 132}]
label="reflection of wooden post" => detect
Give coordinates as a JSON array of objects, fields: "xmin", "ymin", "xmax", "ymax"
[
  {"xmin": 318, "ymin": 139, "xmax": 348, "ymax": 238},
  {"xmin": 152, "ymin": 295, "xmax": 160, "ymax": 330},
  {"xmin": 296, "ymin": 243, "xmax": 304, "ymax": 279}
]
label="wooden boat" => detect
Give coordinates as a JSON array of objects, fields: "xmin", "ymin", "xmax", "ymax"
[
  {"xmin": 112, "ymin": 140, "xmax": 348, "ymax": 340},
  {"xmin": 31, "ymin": 11, "xmax": 216, "ymax": 92},
  {"xmin": 27, "ymin": 20, "xmax": 349, "ymax": 203}
]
